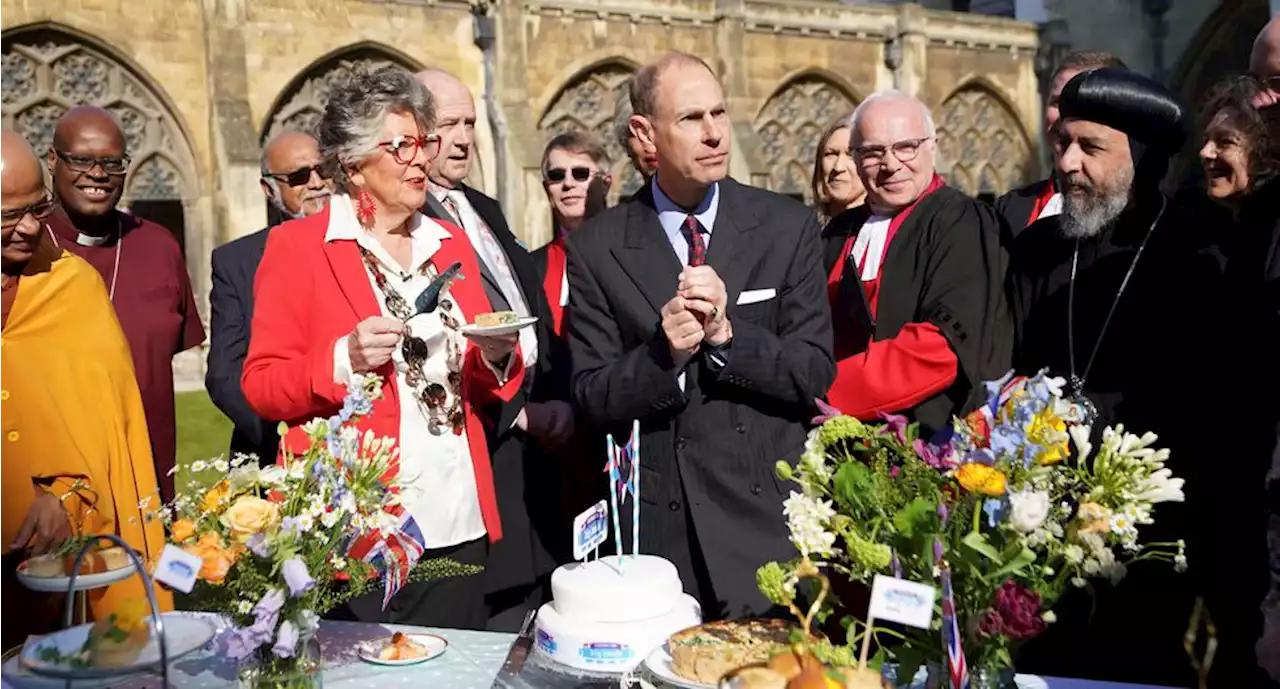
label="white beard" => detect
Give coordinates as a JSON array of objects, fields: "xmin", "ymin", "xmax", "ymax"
[{"xmin": 1059, "ymin": 164, "xmax": 1134, "ymax": 240}]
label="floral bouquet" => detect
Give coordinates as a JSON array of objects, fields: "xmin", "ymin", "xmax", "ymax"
[
  {"xmin": 755, "ymin": 371, "xmax": 1187, "ymax": 686},
  {"xmin": 159, "ymin": 376, "xmax": 482, "ymax": 688}
]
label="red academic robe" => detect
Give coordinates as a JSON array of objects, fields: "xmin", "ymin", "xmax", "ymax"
[{"xmin": 822, "ymin": 176, "xmax": 1012, "ymax": 433}]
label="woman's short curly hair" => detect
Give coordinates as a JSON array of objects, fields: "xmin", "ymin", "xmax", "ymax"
[
  {"xmin": 317, "ymin": 66, "xmax": 436, "ymax": 194},
  {"xmin": 1199, "ymin": 74, "xmax": 1280, "ymax": 191}
]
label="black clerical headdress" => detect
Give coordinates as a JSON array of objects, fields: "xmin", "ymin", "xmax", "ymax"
[{"xmin": 1059, "ymin": 68, "xmax": 1191, "ymax": 185}]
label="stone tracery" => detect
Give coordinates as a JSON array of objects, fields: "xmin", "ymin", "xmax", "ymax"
[
  {"xmin": 538, "ymin": 62, "xmax": 641, "ymax": 201},
  {"xmin": 935, "ymin": 84, "xmax": 1032, "ymax": 197},
  {"xmin": 1, "ymin": 29, "xmax": 195, "ymax": 202},
  {"xmin": 753, "ymin": 76, "xmax": 857, "ymax": 203}
]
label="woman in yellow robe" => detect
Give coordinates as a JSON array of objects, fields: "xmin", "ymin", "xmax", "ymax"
[{"xmin": 1, "ymin": 235, "xmax": 173, "ymax": 646}]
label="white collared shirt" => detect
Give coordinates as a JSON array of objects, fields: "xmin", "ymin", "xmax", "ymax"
[
  {"xmin": 849, "ymin": 214, "xmax": 893, "ymax": 280},
  {"xmin": 651, "ymin": 178, "xmax": 721, "ymax": 390},
  {"xmin": 327, "ymin": 193, "xmax": 485, "ymax": 549}
]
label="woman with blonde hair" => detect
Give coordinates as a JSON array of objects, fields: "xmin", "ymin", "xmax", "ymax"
[{"xmin": 810, "ymin": 115, "xmax": 865, "ymax": 225}]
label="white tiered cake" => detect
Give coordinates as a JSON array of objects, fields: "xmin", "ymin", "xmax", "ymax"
[{"xmin": 534, "ymin": 554, "xmax": 701, "ymax": 672}]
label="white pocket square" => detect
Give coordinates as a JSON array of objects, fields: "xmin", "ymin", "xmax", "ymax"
[{"xmin": 736, "ymin": 288, "xmax": 777, "ymax": 305}]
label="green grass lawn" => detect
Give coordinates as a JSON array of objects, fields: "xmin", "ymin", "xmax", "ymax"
[{"xmin": 174, "ymin": 390, "xmax": 233, "ymax": 497}]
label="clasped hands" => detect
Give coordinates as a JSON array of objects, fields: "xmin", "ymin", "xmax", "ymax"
[
  {"xmin": 347, "ymin": 316, "xmax": 516, "ymax": 373},
  {"xmin": 661, "ymin": 265, "xmax": 732, "ymax": 368}
]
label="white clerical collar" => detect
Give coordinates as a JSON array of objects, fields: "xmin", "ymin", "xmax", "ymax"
[{"xmin": 76, "ymin": 232, "xmax": 112, "ymax": 247}]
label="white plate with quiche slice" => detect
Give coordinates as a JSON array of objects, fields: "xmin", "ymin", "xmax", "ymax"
[
  {"xmin": 644, "ymin": 643, "xmax": 715, "ymax": 689},
  {"xmin": 357, "ymin": 632, "xmax": 447, "ymax": 666},
  {"xmin": 459, "ymin": 312, "xmax": 539, "ymax": 337}
]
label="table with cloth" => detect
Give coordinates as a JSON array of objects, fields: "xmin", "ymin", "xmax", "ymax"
[{"xmin": 0, "ymin": 613, "xmax": 1177, "ymax": 689}]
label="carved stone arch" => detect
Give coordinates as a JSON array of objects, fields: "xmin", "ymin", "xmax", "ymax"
[
  {"xmin": 537, "ymin": 60, "xmax": 637, "ymax": 204},
  {"xmin": 935, "ymin": 82, "xmax": 1033, "ymax": 197},
  {"xmin": 752, "ymin": 75, "xmax": 858, "ymax": 204},
  {"xmin": 1, "ymin": 23, "xmax": 201, "ymax": 245}
]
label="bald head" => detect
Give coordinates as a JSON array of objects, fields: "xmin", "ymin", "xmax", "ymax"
[
  {"xmin": 2, "ymin": 129, "xmax": 52, "ymax": 271},
  {"xmin": 1252, "ymin": 17, "xmax": 1280, "ymax": 78},
  {"xmin": 415, "ymin": 68, "xmax": 477, "ymax": 188},
  {"xmin": 2, "ymin": 130, "xmax": 43, "ymax": 194},
  {"xmin": 48, "ymin": 106, "xmax": 128, "ymax": 222}
]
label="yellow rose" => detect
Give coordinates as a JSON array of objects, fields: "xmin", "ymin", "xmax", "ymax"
[
  {"xmin": 202, "ymin": 480, "xmax": 231, "ymax": 513},
  {"xmin": 170, "ymin": 519, "xmax": 197, "ymax": 543},
  {"xmin": 955, "ymin": 463, "xmax": 1007, "ymax": 496},
  {"xmin": 183, "ymin": 532, "xmax": 237, "ymax": 584},
  {"xmin": 220, "ymin": 496, "xmax": 281, "ymax": 543},
  {"xmin": 1027, "ymin": 410, "xmax": 1069, "ymax": 465}
]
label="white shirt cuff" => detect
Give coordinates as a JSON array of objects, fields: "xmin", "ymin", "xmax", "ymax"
[{"xmin": 333, "ymin": 335, "xmax": 354, "ymax": 386}]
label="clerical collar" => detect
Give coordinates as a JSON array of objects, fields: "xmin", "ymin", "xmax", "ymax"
[{"xmin": 76, "ymin": 232, "xmax": 112, "ymax": 247}]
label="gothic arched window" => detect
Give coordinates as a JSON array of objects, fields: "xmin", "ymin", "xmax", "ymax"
[
  {"xmin": 538, "ymin": 63, "xmax": 640, "ymax": 203},
  {"xmin": 2, "ymin": 27, "xmax": 198, "ymax": 249},
  {"xmin": 935, "ymin": 85, "xmax": 1032, "ymax": 197},
  {"xmin": 753, "ymin": 76, "xmax": 857, "ymax": 203}
]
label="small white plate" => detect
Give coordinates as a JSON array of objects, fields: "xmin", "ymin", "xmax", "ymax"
[
  {"xmin": 15, "ymin": 561, "xmax": 137, "ymax": 593},
  {"xmin": 19, "ymin": 613, "xmax": 215, "ymax": 679},
  {"xmin": 357, "ymin": 633, "xmax": 448, "ymax": 666},
  {"xmin": 644, "ymin": 643, "xmax": 715, "ymax": 689},
  {"xmin": 459, "ymin": 316, "xmax": 539, "ymax": 337}
]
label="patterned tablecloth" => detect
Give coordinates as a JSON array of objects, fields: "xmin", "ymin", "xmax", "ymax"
[{"xmin": 0, "ymin": 612, "xmax": 1174, "ymax": 689}]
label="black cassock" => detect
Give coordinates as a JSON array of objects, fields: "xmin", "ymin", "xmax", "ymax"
[{"xmin": 1009, "ymin": 191, "xmax": 1230, "ymax": 687}]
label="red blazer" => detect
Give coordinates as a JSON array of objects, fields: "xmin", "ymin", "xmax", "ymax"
[{"xmin": 241, "ymin": 207, "xmax": 524, "ymax": 543}]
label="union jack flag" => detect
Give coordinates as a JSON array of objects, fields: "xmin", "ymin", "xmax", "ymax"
[
  {"xmin": 940, "ymin": 562, "xmax": 969, "ymax": 689},
  {"xmin": 347, "ymin": 504, "xmax": 427, "ymax": 610}
]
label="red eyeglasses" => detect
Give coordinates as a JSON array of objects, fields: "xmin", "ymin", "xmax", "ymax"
[{"xmin": 379, "ymin": 134, "xmax": 442, "ymax": 165}]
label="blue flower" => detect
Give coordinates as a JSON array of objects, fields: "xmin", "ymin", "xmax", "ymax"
[
  {"xmin": 272, "ymin": 620, "xmax": 299, "ymax": 659},
  {"xmin": 990, "ymin": 425, "xmax": 1025, "ymax": 460},
  {"xmin": 246, "ymin": 533, "xmax": 271, "ymax": 558},
  {"xmin": 281, "ymin": 557, "xmax": 316, "ymax": 597},
  {"xmin": 223, "ymin": 627, "xmax": 259, "ymax": 660}
]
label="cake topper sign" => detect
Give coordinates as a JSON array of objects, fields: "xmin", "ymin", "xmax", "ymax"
[
  {"xmin": 603, "ymin": 420, "xmax": 641, "ymax": 565},
  {"xmin": 572, "ymin": 500, "xmax": 609, "ymax": 561}
]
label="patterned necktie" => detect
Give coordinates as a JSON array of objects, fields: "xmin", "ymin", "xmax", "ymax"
[
  {"xmin": 682, "ymin": 215, "xmax": 707, "ymax": 267},
  {"xmin": 441, "ymin": 192, "xmax": 530, "ymax": 317},
  {"xmin": 440, "ymin": 194, "xmax": 464, "ymax": 228}
]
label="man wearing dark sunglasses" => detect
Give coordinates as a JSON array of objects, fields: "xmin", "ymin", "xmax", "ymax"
[
  {"xmin": 206, "ymin": 131, "xmax": 333, "ymax": 465},
  {"xmin": 44, "ymin": 106, "xmax": 205, "ymax": 504}
]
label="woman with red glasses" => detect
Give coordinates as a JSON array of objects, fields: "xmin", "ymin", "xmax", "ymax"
[{"xmin": 242, "ymin": 66, "xmax": 525, "ymax": 629}]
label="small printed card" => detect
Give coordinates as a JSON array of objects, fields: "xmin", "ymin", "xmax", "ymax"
[
  {"xmin": 867, "ymin": 574, "xmax": 937, "ymax": 629},
  {"xmin": 572, "ymin": 500, "xmax": 609, "ymax": 561},
  {"xmin": 152, "ymin": 544, "xmax": 203, "ymax": 594}
]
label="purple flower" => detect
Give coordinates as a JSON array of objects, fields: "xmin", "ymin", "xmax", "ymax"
[
  {"xmin": 246, "ymin": 533, "xmax": 271, "ymax": 558},
  {"xmin": 889, "ymin": 466, "xmax": 901, "ymax": 478},
  {"xmin": 914, "ymin": 439, "xmax": 958, "ymax": 470},
  {"xmin": 252, "ymin": 588, "xmax": 285, "ymax": 636},
  {"xmin": 280, "ymin": 516, "xmax": 299, "ymax": 536},
  {"xmin": 878, "ymin": 412, "xmax": 911, "ymax": 446},
  {"xmin": 247, "ymin": 616, "xmax": 276, "ymax": 646},
  {"xmin": 932, "ymin": 539, "xmax": 944, "ymax": 564},
  {"xmin": 811, "ymin": 398, "xmax": 844, "ymax": 425},
  {"xmin": 223, "ymin": 628, "xmax": 259, "ymax": 660},
  {"xmin": 282, "ymin": 557, "xmax": 316, "ymax": 597},
  {"xmin": 890, "ymin": 550, "xmax": 902, "ymax": 578},
  {"xmin": 272, "ymin": 620, "xmax": 299, "ymax": 659},
  {"xmin": 937, "ymin": 503, "xmax": 950, "ymax": 523}
]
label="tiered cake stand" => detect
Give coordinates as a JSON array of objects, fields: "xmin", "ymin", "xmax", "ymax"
[{"xmin": 5, "ymin": 533, "xmax": 214, "ymax": 688}]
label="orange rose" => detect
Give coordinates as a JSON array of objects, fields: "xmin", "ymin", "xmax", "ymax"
[
  {"xmin": 170, "ymin": 519, "xmax": 197, "ymax": 543},
  {"xmin": 955, "ymin": 462, "xmax": 1007, "ymax": 496},
  {"xmin": 183, "ymin": 532, "xmax": 237, "ymax": 585}
]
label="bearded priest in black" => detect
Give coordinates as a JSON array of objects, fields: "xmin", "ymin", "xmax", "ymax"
[{"xmin": 1009, "ymin": 69, "xmax": 1230, "ymax": 687}]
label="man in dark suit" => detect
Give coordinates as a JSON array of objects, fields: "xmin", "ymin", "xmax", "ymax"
[
  {"xmin": 995, "ymin": 51, "xmax": 1126, "ymax": 236},
  {"xmin": 205, "ymin": 131, "xmax": 331, "ymax": 462},
  {"xmin": 414, "ymin": 68, "xmax": 575, "ymax": 632},
  {"xmin": 566, "ymin": 51, "xmax": 835, "ymax": 619}
]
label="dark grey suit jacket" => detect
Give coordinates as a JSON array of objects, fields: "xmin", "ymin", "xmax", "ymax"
[
  {"xmin": 205, "ymin": 227, "xmax": 279, "ymax": 462},
  {"xmin": 422, "ymin": 185, "xmax": 569, "ymax": 608},
  {"xmin": 565, "ymin": 177, "xmax": 835, "ymax": 618}
]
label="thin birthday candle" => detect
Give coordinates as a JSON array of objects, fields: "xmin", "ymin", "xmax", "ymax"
[
  {"xmin": 606, "ymin": 435, "xmax": 623, "ymax": 563},
  {"xmin": 632, "ymin": 419, "xmax": 640, "ymax": 557}
]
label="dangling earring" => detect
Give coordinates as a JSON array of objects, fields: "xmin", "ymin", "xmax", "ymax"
[{"xmin": 356, "ymin": 188, "xmax": 377, "ymax": 228}]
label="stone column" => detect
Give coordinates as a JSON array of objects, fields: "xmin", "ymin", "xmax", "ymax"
[
  {"xmin": 495, "ymin": 0, "xmax": 542, "ymax": 247},
  {"xmin": 715, "ymin": 0, "xmax": 757, "ymax": 183},
  {"xmin": 893, "ymin": 2, "xmax": 929, "ymax": 96},
  {"xmin": 201, "ymin": 0, "xmax": 265, "ymax": 245}
]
